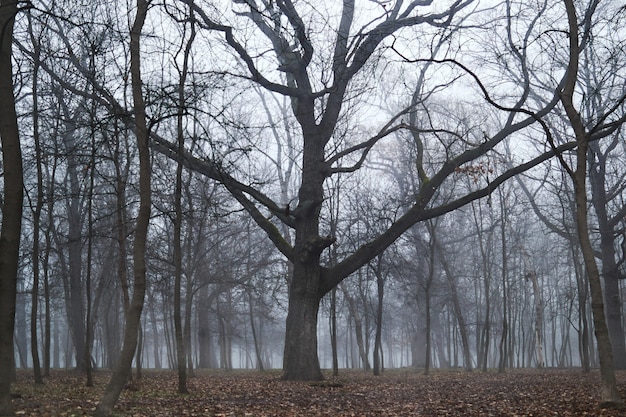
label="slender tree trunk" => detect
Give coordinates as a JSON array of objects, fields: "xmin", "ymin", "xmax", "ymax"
[
  {"xmin": 29, "ymin": 23, "xmax": 44, "ymax": 384},
  {"xmin": 197, "ymin": 286, "xmax": 213, "ymax": 369},
  {"xmin": 173, "ymin": 179, "xmax": 187, "ymax": 391},
  {"xmin": 136, "ymin": 323, "xmax": 143, "ymax": 380},
  {"xmin": 114, "ymin": 123, "xmax": 130, "ymax": 312},
  {"xmin": 0, "ymin": 1, "xmax": 23, "ymax": 413},
  {"xmin": 43, "ymin": 155, "xmax": 57, "ymax": 376},
  {"xmin": 183, "ymin": 274, "xmax": 194, "ymax": 377},
  {"xmin": 330, "ymin": 288, "xmax": 339, "ymax": 377},
  {"xmin": 247, "ymin": 291, "xmax": 265, "ymax": 372},
  {"xmin": 373, "ymin": 260, "xmax": 384, "ymax": 376},
  {"xmin": 148, "ymin": 299, "xmax": 161, "ymax": 369},
  {"xmin": 63, "ymin": 127, "xmax": 85, "ymax": 370},
  {"xmin": 572, "ymin": 244, "xmax": 591, "ymax": 372},
  {"xmin": 95, "ymin": 1, "xmax": 150, "ymax": 414},
  {"xmin": 424, "ymin": 240, "xmax": 435, "ymax": 376},
  {"xmin": 173, "ymin": 9, "xmax": 195, "ymax": 393},
  {"xmin": 340, "ymin": 285, "xmax": 371, "ymax": 371},
  {"xmin": 438, "ymin": 249, "xmax": 472, "ymax": 370},
  {"xmin": 84, "ymin": 136, "xmax": 95, "ymax": 387},
  {"xmin": 526, "ymin": 272, "xmax": 544, "ymax": 367},
  {"xmin": 498, "ymin": 191, "xmax": 508, "ymax": 373}
]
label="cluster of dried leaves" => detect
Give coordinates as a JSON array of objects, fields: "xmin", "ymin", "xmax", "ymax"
[{"xmin": 10, "ymin": 368, "xmax": 626, "ymax": 416}]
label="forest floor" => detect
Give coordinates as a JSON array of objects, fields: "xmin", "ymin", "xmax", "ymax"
[{"xmin": 10, "ymin": 368, "xmax": 626, "ymax": 416}]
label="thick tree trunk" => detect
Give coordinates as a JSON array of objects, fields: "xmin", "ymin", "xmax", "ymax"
[
  {"xmin": 283, "ymin": 298, "xmax": 323, "ymax": 379},
  {"xmin": 95, "ymin": 0, "xmax": 150, "ymax": 414},
  {"xmin": 282, "ymin": 262, "xmax": 324, "ymax": 381},
  {"xmin": 0, "ymin": 1, "xmax": 23, "ymax": 414}
]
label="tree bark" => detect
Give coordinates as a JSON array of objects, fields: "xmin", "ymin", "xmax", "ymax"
[
  {"xmin": 282, "ymin": 260, "xmax": 324, "ymax": 380},
  {"xmin": 0, "ymin": 0, "xmax": 23, "ymax": 413},
  {"xmin": 95, "ymin": 0, "xmax": 150, "ymax": 414}
]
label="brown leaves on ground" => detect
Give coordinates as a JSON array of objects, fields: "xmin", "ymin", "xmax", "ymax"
[{"xmin": 10, "ymin": 368, "xmax": 626, "ymax": 416}]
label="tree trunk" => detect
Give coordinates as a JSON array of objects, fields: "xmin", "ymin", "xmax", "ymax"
[
  {"xmin": 340, "ymin": 285, "xmax": 371, "ymax": 371},
  {"xmin": 526, "ymin": 272, "xmax": 544, "ymax": 368},
  {"xmin": 424, "ymin": 286, "xmax": 432, "ymax": 375},
  {"xmin": 43, "ymin": 153, "xmax": 58, "ymax": 377},
  {"xmin": 173, "ymin": 172, "xmax": 187, "ymax": 391},
  {"xmin": 197, "ymin": 286, "xmax": 214, "ymax": 369},
  {"xmin": 438, "ymin": 249, "xmax": 472, "ymax": 370},
  {"xmin": 0, "ymin": 0, "xmax": 23, "ymax": 413},
  {"xmin": 95, "ymin": 0, "xmax": 150, "ymax": 414},
  {"xmin": 85, "ymin": 138, "xmax": 95, "ymax": 387},
  {"xmin": 373, "ymin": 262, "xmax": 384, "ymax": 376},
  {"xmin": 183, "ymin": 274, "xmax": 194, "ymax": 377},
  {"xmin": 173, "ymin": 11, "xmax": 195, "ymax": 392},
  {"xmin": 282, "ymin": 260, "xmax": 324, "ymax": 380},
  {"xmin": 136, "ymin": 324, "xmax": 143, "ymax": 380},
  {"xmin": 330, "ymin": 288, "xmax": 339, "ymax": 376},
  {"xmin": 63, "ymin": 126, "xmax": 85, "ymax": 370},
  {"xmin": 572, "ymin": 139, "xmax": 620, "ymax": 403},
  {"xmin": 587, "ymin": 145, "xmax": 626, "ymax": 368},
  {"xmin": 29, "ymin": 28, "xmax": 44, "ymax": 384},
  {"xmin": 148, "ymin": 299, "xmax": 161, "ymax": 369},
  {"xmin": 572, "ymin": 244, "xmax": 591, "ymax": 372},
  {"xmin": 248, "ymin": 291, "xmax": 265, "ymax": 372},
  {"xmin": 283, "ymin": 296, "xmax": 323, "ymax": 379},
  {"xmin": 498, "ymin": 190, "xmax": 508, "ymax": 373}
]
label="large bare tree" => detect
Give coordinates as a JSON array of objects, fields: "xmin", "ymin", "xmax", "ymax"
[{"xmin": 155, "ymin": 0, "xmax": 578, "ymax": 380}]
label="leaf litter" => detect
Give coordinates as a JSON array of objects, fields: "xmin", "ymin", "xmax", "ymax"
[{"xmin": 10, "ymin": 369, "xmax": 626, "ymax": 416}]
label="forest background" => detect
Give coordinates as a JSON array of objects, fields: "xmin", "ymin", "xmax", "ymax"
[{"xmin": 0, "ymin": 0, "xmax": 626, "ymax": 415}]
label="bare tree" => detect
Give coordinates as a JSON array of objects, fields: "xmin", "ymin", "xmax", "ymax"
[
  {"xmin": 27, "ymin": 12, "xmax": 44, "ymax": 385},
  {"xmin": 95, "ymin": 0, "xmax": 150, "ymax": 414},
  {"xmin": 558, "ymin": 0, "xmax": 625, "ymax": 405},
  {"xmin": 172, "ymin": 3, "xmax": 197, "ymax": 394},
  {"xmin": 152, "ymin": 0, "xmax": 579, "ymax": 381}
]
